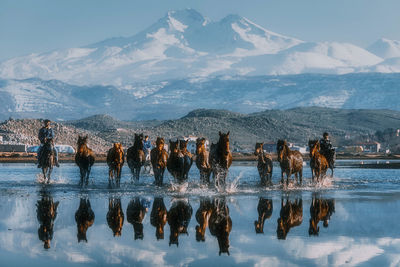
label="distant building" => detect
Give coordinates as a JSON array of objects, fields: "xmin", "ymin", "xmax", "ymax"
[
  {"xmin": 0, "ymin": 144, "xmax": 27, "ymax": 152},
  {"xmin": 263, "ymin": 142, "xmax": 277, "ymax": 153},
  {"xmin": 291, "ymin": 145, "xmax": 308, "ymax": 154},
  {"xmin": 178, "ymin": 135, "xmax": 209, "ymax": 154},
  {"xmin": 0, "ymin": 136, "xmax": 3, "ymax": 144},
  {"xmin": 356, "ymin": 141, "xmax": 381, "ymax": 153}
]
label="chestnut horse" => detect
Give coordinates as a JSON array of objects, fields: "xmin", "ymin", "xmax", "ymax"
[
  {"xmin": 39, "ymin": 139, "xmax": 54, "ymax": 183},
  {"xmin": 150, "ymin": 137, "xmax": 168, "ymax": 186},
  {"xmin": 196, "ymin": 138, "xmax": 212, "ymax": 184},
  {"xmin": 168, "ymin": 199, "xmax": 193, "ymax": 246},
  {"xmin": 195, "ymin": 198, "xmax": 213, "ymax": 242},
  {"xmin": 276, "ymin": 140, "xmax": 303, "ymax": 186},
  {"xmin": 75, "ymin": 135, "xmax": 95, "ymax": 186},
  {"xmin": 107, "ymin": 198, "xmax": 124, "ymax": 237},
  {"xmin": 309, "ymin": 196, "xmax": 335, "ymax": 236},
  {"xmin": 36, "ymin": 190, "xmax": 59, "ymax": 249},
  {"xmin": 106, "ymin": 143, "xmax": 124, "ymax": 187},
  {"xmin": 179, "ymin": 139, "xmax": 193, "ymax": 180},
  {"xmin": 210, "ymin": 132, "xmax": 233, "ymax": 188},
  {"xmin": 150, "ymin": 197, "xmax": 168, "ymax": 240},
  {"xmin": 167, "ymin": 140, "xmax": 186, "ymax": 183},
  {"xmin": 127, "ymin": 197, "xmax": 149, "ymax": 240},
  {"xmin": 277, "ymin": 198, "xmax": 303, "ymax": 240},
  {"xmin": 254, "ymin": 143, "xmax": 273, "ymax": 186},
  {"xmin": 308, "ymin": 140, "xmax": 329, "ymax": 183},
  {"xmin": 75, "ymin": 198, "xmax": 95, "ymax": 242},
  {"xmin": 254, "ymin": 197, "xmax": 273, "ymax": 234},
  {"xmin": 209, "ymin": 198, "xmax": 232, "ymax": 255},
  {"xmin": 127, "ymin": 133, "xmax": 146, "ymax": 182}
]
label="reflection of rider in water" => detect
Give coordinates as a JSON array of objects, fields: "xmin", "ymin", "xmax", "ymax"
[
  {"xmin": 143, "ymin": 135, "xmax": 152, "ymax": 161},
  {"xmin": 36, "ymin": 191, "xmax": 59, "ymax": 249},
  {"xmin": 320, "ymin": 132, "xmax": 335, "ymax": 167},
  {"xmin": 37, "ymin": 119, "xmax": 59, "ymax": 168}
]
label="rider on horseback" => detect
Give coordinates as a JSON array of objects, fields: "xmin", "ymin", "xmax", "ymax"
[
  {"xmin": 320, "ymin": 132, "xmax": 335, "ymax": 168},
  {"xmin": 37, "ymin": 119, "xmax": 59, "ymax": 168},
  {"xmin": 143, "ymin": 135, "xmax": 152, "ymax": 161}
]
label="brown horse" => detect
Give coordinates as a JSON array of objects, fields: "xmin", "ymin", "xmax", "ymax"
[
  {"xmin": 127, "ymin": 197, "xmax": 148, "ymax": 240},
  {"xmin": 309, "ymin": 196, "xmax": 335, "ymax": 236},
  {"xmin": 75, "ymin": 198, "xmax": 95, "ymax": 242},
  {"xmin": 308, "ymin": 140, "xmax": 329, "ymax": 183},
  {"xmin": 127, "ymin": 133, "xmax": 146, "ymax": 182},
  {"xmin": 167, "ymin": 140, "xmax": 185, "ymax": 183},
  {"xmin": 209, "ymin": 198, "xmax": 232, "ymax": 255},
  {"xmin": 180, "ymin": 139, "xmax": 193, "ymax": 180},
  {"xmin": 39, "ymin": 139, "xmax": 54, "ymax": 183},
  {"xmin": 150, "ymin": 137, "xmax": 168, "ymax": 186},
  {"xmin": 107, "ymin": 198, "xmax": 124, "ymax": 237},
  {"xmin": 150, "ymin": 197, "xmax": 168, "ymax": 240},
  {"xmin": 276, "ymin": 140, "xmax": 303, "ymax": 186},
  {"xmin": 75, "ymin": 135, "xmax": 95, "ymax": 186},
  {"xmin": 195, "ymin": 198, "xmax": 213, "ymax": 242},
  {"xmin": 210, "ymin": 131, "xmax": 233, "ymax": 188},
  {"xmin": 254, "ymin": 197, "xmax": 273, "ymax": 234},
  {"xmin": 168, "ymin": 199, "xmax": 193, "ymax": 246},
  {"xmin": 196, "ymin": 138, "xmax": 212, "ymax": 184},
  {"xmin": 106, "ymin": 143, "xmax": 124, "ymax": 187},
  {"xmin": 254, "ymin": 143, "xmax": 273, "ymax": 186},
  {"xmin": 277, "ymin": 198, "xmax": 303, "ymax": 240},
  {"xmin": 36, "ymin": 190, "xmax": 59, "ymax": 249}
]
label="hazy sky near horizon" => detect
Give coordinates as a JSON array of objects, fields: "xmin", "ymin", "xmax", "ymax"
[{"xmin": 0, "ymin": 0, "xmax": 399, "ymax": 61}]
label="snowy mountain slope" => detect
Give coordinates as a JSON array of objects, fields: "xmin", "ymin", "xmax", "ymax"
[
  {"xmin": 1, "ymin": 73, "xmax": 399, "ymax": 120},
  {"xmin": 367, "ymin": 38, "xmax": 400, "ymax": 59},
  {"xmin": 0, "ymin": 9, "xmax": 395, "ymax": 85}
]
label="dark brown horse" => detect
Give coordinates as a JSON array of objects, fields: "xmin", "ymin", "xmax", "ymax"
[
  {"xmin": 254, "ymin": 143, "xmax": 273, "ymax": 186},
  {"xmin": 195, "ymin": 198, "xmax": 213, "ymax": 242},
  {"xmin": 277, "ymin": 198, "xmax": 303, "ymax": 240},
  {"xmin": 168, "ymin": 199, "xmax": 193, "ymax": 246},
  {"xmin": 254, "ymin": 197, "xmax": 273, "ymax": 234},
  {"xmin": 106, "ymin": 143, "xmax": 124, "ymax": 187},
  {"xmin": 179, "ymin": 139, "xmax": 193, "ymax": 180},
  {"xmin": 309, "ymin": 196, "xmax": 335, "ymax": 236},
  {"xmin": 36, "ymin": 190, "xmax": 59, "ymax": 249},
  {"xmin": 196, "ymin": 138, "xmax": 212, "ymax": 184},
  {"xmin": 127, "ymin": 197, "xmax": 149, "ymax": 240},
  {"xmin": 107, "ymin": 198, "xmax": 124, "ymax": 237},
  {"xmin": 308, "ymin": 140, "xmax": 329, "ymax": 183},
  {"xmin": 210, "ymin": 132, "xmax": 233, "ymax": 188},
  {"xmin": 276, "ymin": 140, "xmax": 303, "ymax": 186},
  {"xmin": 75, "ymin": 198, "xmax": 95, "ymax": 242},
  {"xmin": 127, "ymin": 133, "xmax": 146, "ymax": 182},
  {"xmin": 150, "ymin": 137, "xmax": 168, "ymax": 186},
  {"xmin": 209, "ymin": 198, "xmax": 232, "ymax": 255},
  {"xmin": 39, "ymin": 139, "xmax": 54, "ymax": 183},
  {"xmin": 150, "ymin": 197, "xmax": 168, "ymax": 240},
  {"xmin": 75, "ymin": 135, "xmax": 95, "ymax": 186},
  {"xmin": 167, "ymin": 140, "xmax": 185, "ymax": 183}
]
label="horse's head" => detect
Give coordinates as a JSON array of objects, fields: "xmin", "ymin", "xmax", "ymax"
[
  {"xmin": 179, "ymin": 139, "xmax": 189, "ymax": 151},
  {"xmin": 134, "ymin": 133, "xmax": 144, "ymax": 148},
  {"xmin": 254, "ymin": 220, "xmax": 264, "ymax": 233},
  {"xmin": 156, "ymin": 137, "xmax": 165, "ymax": 150},
  {"xmin": 216, "ymin": 217, "xmax": 231, "ymax": 255},
  {"xmin": 276, "ymin": 218, "xmax": 288, "ymax": 240},
  {"xmin": 276, "ymin": 140, "xmax": 287, "ymax": 162},
  {"xmin": 308, "ymin": 140, "xmax": 319, "ymax": 158},
  {"xmin": 309, "ymin": 218, "xmax": 319, "ymax": 236},
  {"xmin": 169, "ymin": 140, "xmax": 179, "ymax": 153},
  {"xmin": 254, "ymin": 142, "xmax": 264, "ymax": 156},
  {"xmin": 133, "ymin": 222, "xmax": 144, "ymax": 240},
  {"xmin": 218, "ymin": 131, "xmax": 230, "ymax": 156},
  {"xmin": 77, "ymin": 135, "xmax": 88, "ymax": 146},
  {"xmin": 196, "ymin": 138, "xmax": 206, "ymax": 154}
]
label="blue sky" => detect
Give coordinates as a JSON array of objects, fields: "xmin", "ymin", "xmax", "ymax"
[{"xmin": 0, "ymin": 0, "xmax": 399, "ymax": 61}]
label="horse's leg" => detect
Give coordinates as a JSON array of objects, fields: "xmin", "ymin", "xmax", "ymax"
[
  {"xmin": 108, "ymin": 168, "xmax": 113, "ymax": 188},
  {"xmin": 286, "ymin": 171, "xmax": 292, "ymax": 186},
  {"xmin": 79, "ymin": 167, "xmax": 84, "ymax": 185},
  {"xmin": 299, "ymin": 169, "xmax": 303, "ymax": 185},
  {"xmin": 280, "ymin": 169, "xmax": 284, "ymax": 185}
]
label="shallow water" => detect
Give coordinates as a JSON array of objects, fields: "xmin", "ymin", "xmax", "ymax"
[{"xmin": 0, "ymin": 161, "xmax": 400, "ymax": 266}]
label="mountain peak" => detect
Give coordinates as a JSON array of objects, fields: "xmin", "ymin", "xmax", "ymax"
[{"xmin": 368, "ymin": 38, "xmax": 400, "ymax": 59}]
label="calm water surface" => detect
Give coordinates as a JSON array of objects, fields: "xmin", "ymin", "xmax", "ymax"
[{"xmin": 0, "ymin": 161, "xmax": 400, "ymax": 266}]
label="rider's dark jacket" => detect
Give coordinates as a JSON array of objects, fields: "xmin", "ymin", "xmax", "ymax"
[
  {"xmin": 38, "ymin": 127, "xmax": 55, "ymax": 144},
  {"xmin": 320, "ymin": 138, "xmax": 333, "ymax": 152}
]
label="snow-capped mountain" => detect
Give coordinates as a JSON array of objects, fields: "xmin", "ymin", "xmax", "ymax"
[
  {"xmin": 367, "ymin": 38, "xmax": 400, "ymax": 59},
  {"xmin": 0, "ymin": 9, "xmax": 395, "ymax": 86}
]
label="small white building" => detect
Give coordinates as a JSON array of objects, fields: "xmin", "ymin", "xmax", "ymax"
[{"xmin": 178, "ymin": 135, "xmax": 209, "ymax": 154}]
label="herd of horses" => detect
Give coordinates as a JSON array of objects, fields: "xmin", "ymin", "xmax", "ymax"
[
  {"xmin": 36, "ymin": 191, "xmax": 335, "ymax": 253},
  {"xmin": 39, "ymin": 131, "xmax": 335, "ymax": 188}
]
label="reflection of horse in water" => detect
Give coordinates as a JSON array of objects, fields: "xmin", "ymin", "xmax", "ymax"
[
  {"xmin": 150, "ymin": 197, "xmax": 168, "ymax": 240},
  {"xmin": 127, "ymin": 133, "xmax": 146, "ymax": 182},
  {"xmin": 75, "ymin": 136, "xmax": 95, "ymax": 186},
  {"xmin": 195, "ymin": 198, "xmax": 213, "ymax": 241},
  {"xmin": 209, "ymin": 198, "xmax": 232, "ymax": 255},
  {"xmin": 107, "ymin": 143, "xmax": 124, "ymax": 187},
  {"xmin": 210, "ymin": 132, "xmax": 233, "ymax": 188},
  {"xmin": 168, "ymin": 199, "xmax": 193, "ymax": 246},
  {"xmin": 150, "ymin": 137, "xmax": 168, "ymax": 186},
  {"xmin": 196, "ymin": 138, "xmax": 212, "ymax": 184},
  {"xmin": 308, "ymin": 140, "xmax": 329, "ymax": 183},
  {"xmin": 277, "ymin": 140, "xmax": 303, "ymax": 186},
  {"xmin": 127, "ymin": 197, "xmax": 149, "ymax": 240},
  {"xmin": 107, "ymin": 198, "xmax": 124, "ymax": 237},
  {"xmin": 75, "ymin": 198, "xmax": 95, "ymax": 242},
  {"xmin": 277, "ymin": 198, "xmax": 303, "ymax": 240},
  {"xmin": 254, "ymin": 143, "xmax": 273, "ymax": 186},
  {"xmin": 254, "ymin": 197, "xmax": 273, "ymax": 233},
  {"xmin": 39, "ymin": 139, "xmax": 55, "ymax": 183},
  {"xmin": 36, "ymin": 191, "xmax": 59, "ymax": 249},
  {"xmin": 309, "ymin": 196, "xmax": 335, "ymax": 236}
]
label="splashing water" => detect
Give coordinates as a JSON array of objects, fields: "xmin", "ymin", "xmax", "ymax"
[{"xmin": 224, "ymin": 171, "xmax": 244, "ymax": 194}]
